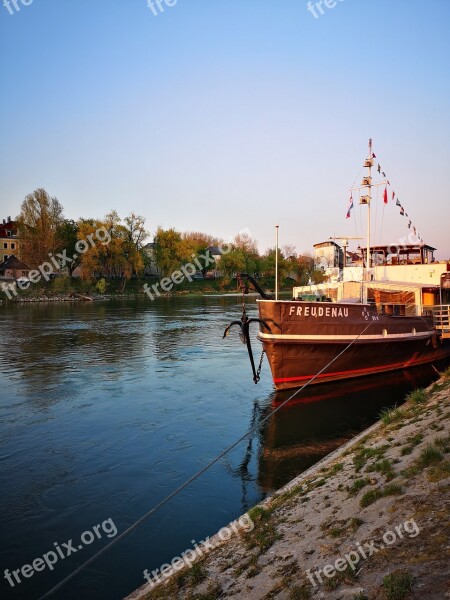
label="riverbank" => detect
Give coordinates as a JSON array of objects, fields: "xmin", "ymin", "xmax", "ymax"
[
  {"xmin": 0, "ymin": 277, "xmax": 289, "ymax": 305},
  {"xmin": 127, "ymin": 370, "xmax": 450, "ymax": 600}
]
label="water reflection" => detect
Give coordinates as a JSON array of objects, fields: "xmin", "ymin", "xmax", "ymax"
[{"xmin": 256, "ymin": 363, "xmax": 447, "ymax": 492}]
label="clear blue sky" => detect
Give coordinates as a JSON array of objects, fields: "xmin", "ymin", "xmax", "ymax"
[{"xmin": 1, "ymin": 0, "xmax": 449, "ymax": 257}]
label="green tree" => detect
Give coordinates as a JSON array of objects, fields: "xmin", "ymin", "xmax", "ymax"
[
  {"xmin": 17, "ymin": 188, "xmax": 64, "ymax": 267},
  {"xmin": 57, "ymin": 219, "xmax": 80, "ymax": 278},
  {"xmin": 154, "ymin": 227, "xmax": 188, "ymax": 277}
]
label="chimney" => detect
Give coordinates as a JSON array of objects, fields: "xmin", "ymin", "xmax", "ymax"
[
  {"xmin": 2, "ymin": 219, "xmax": 5, "ymax": 224},
  {"xmin": 7, "ymin": 216, "xmax": 11, "ymax": 223}
]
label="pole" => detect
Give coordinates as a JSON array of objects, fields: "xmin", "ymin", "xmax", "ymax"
[
  {"xmin": 366, "ymin": 139, "xmax": 372, "ymax": 280},
  {"xmin": 275, "ymin": 225, "xmax": 279, "ymax": 301}
]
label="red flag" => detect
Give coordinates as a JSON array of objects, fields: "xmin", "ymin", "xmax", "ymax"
[
  {"xmin": 392, "ymin": 191, "xmax": 395, "ymax": 202},
  {"xmin": 383, "ymin": 187, "xmax": 388, "ymax": 204}
]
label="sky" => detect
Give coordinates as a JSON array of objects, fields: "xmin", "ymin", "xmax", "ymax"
[{"xmin": 1, "ymin": 0, "xmax": 449, "ymax": 258}]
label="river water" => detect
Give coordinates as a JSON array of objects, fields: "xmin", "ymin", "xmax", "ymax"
[{"xmin": 0, "ymin": 296, "xmax": 444, "ymax": 600}]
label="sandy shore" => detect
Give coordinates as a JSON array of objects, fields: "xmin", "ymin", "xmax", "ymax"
[{"xmin": 126, "ymin": 370, "xmax": 450, "ymax": 600}]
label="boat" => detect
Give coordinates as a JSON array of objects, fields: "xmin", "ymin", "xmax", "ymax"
[{"xmin": 225, "ymin": 140, "xmax": 450, "ymax": 390}]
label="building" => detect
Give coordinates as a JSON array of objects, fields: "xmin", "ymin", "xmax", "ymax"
[
  {"xmin": 142, "ymin": 242, "xmax": 160, "ymax": 277},
  {"xmin": 0, "ymin": 255, "xmax": 30, "ymax": 280},
  {"xmin": 0, "ymin": 217, "xmax": 19, "ymax": 262}
]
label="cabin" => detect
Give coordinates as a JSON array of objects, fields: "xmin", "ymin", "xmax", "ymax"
[{"xmin": 0, "ymin": 255, "xmax": 30, "ymax": 280}]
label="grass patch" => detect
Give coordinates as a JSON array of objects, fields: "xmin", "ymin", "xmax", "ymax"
[
  {"xmin": 289, "ymin": 583, "xmax": 311, "ymax": 599},
  {"xmin": 353, "ymin": 445, "xmax": 389, "ymax": 472},
  {"xmin": 328, "ymin": 462, "xmax": 344, "ymax": 475},
  {"xmin": 406, "ymin": 388, "xmax": 427, "ymax": 404},
  {"xmin": 441, "ymin": 365, "xmax": 450, "ymax": 379},
  {"xmin": 417, "ymin": 444, "xmax": 443, "ymax": 468},
  {"xmin": 246, "ymin": 506, "xmax": 279, "ymax": 553},
  {"xmin": 189, "ymin": 562, "xmax": 208, "ymax": 585},
  {"xmin": 401, "ymin": 433, "xmax": 423, "ymax": 456},
  {"xmin": 360, "ymin": 488, "xmax": 383, "ymax": 507},
  {"xmin": 434, "ymin": 434, "xmax": 450, "ymax": 453},
  {"xmin": 383, "ymin": 483, "xmax": 403, "ymax": 497},
  {"xmin": 381, "ymin": 570, "xmax": 413, "ymax": 599},
  {"xmin": 380, "ymin": 405, "xmax": 403, "ymax": 425},
  {"xmin": 349, "ymin": 517, "xmax": 364, "ymax": 531},
  {"xmin": 370, "ymin": 458, "xmax": 395, "ymax": 481},
  {"xmin": 427, "ymin": 460, "xmax": 450, "ymax": 482},
  {"xmin": 360, "ymin": 483, "xmax": 403, "ymax": 507},
  {"xmin": 348, "ymin": 477, "xmax": 370, "ymax": 496}
]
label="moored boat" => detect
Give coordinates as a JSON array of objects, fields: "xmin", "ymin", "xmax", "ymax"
[{"xmin": 225, "ymin": 140, "xmax": 450, "ymax": 390}]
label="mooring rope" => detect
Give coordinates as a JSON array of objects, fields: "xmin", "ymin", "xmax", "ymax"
[{"xmin": 39, "ymin": 320, "xmax": 374, "ymax": 599}]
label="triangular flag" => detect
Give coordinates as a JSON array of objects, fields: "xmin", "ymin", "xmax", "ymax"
[
  {"xmin": 346, "ymin": 195, "xmax": 354, "ymax": 219},
  {"xmin": 413, "ymin": 227, "xmax": 417, "ymax": 235},
  {"xmin": 400, "ymin": 207, "xmax": 405, "ymax": 216},
  {"xmin": 382, "ymin": 171, "xmax": 386, "ymax": 178},
  {"xmin": 408, "ymin": 220, "xmax": 412, "ymax": 229},
  {"xmin": 396, "ymin": 198, "xmax": 401, "ymax": 207},
  {"xmin": 372, "ymin": 153, "xmax": 376, "ymax": 158},
  {"xmin": 377, "ymin": 164, "xmax": 381, "ymax": 173},
  {"xmin": 405, "ymin": 213, "xmax": 408, "ymax": 217},
  {"xmin": 387, "ymin": 180, "xmax": 390, "ymax": 185},
  {"xmin": 383, "ymin": 187, "xmax": 388, "ymax": 204}
]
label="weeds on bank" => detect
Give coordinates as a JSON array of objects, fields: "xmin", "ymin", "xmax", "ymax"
[
  {"xmin": 360, "ymin": 483, "xmax": 403, "ymax": 508},
  {"xmin": 348, "ymin": 477, "xmax": 370, "ymax": 496},
  {"xmin": 380, "ymin": 405, "xmax": 403, "ymax": 425},
  {"xmin": 381, "ymin": 570, "xmax": 414, "ymax": 600},
  {"xmin": 400, "ymin": 433, "xmax": 423, "ymax": 456},
  {"xmin": 246, "ymin": 506, "xmax": 280, "ymax": 554},
  {"xmin": 405, "ymin": 388, "xmax": 428, "ymax": 405},
  {"xmin": 289, "ymin": 583, "xmax": 311, "ymax": 599},
  {"xmin": 353, "ymin": 445, "xmax": 389, "ymax": 472}
]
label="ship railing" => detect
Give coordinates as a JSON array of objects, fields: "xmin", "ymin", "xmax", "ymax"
[{"xmin": 425, "ymin": 305, "xmax": 450, "ymax": 338}]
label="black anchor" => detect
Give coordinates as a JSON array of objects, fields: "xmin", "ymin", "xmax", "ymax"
[{"xmin": 223, "ymin": 313, "xmax": 271, "ymax": 383}]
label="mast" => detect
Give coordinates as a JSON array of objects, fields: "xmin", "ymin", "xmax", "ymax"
[
  {"xmin": 275, "ymin": 225, "xmax": 279, "ymax": 301},
  {"xmin": 366, "ymin": 139, "xmax": 372, "ymax": 277},
  {"xmin": 355, "ymin": 138, "xmax": 373, "ymax": 280}
]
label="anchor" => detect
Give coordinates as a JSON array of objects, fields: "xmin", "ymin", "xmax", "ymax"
[{"xmin": 223, "ymin": 313, "xmax": 271, "ymax": 384}]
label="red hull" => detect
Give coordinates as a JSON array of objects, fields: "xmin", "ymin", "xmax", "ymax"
[{"xmin": 257, "ymin": 300, "xmax": 450, "ymax": 390}]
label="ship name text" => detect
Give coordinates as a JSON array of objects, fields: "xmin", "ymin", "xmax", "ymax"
[{"xmin": 288, "ymin": 305, "xmax": 349, "ymax": 318}]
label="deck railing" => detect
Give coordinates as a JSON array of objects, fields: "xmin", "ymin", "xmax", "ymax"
[{"xmin": 425, "ymin": 305, "xmax": 450, "ymax": 338}]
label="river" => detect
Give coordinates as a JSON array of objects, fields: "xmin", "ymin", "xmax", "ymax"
[{"xmin": 0, "ymin": 296, "xmax": 444, "ymax": 600}]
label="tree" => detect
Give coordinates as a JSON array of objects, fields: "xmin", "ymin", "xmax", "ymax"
[
  {"xmin": 261, "ymin": 248, "xmax": 291, "ymax": 280},
  {"xmin": 154, "ymin": 227, "xmax": 188, "ymax": 277},
  {"xmin": 124, "ymin": 213, "xmax": 149, "ymax": 252},
  {"xmin": 57, "ymin": 219, "xmax": 80, "ymax": 278},
  {"xmin": 77, "ymin": 212, "xmax": 146, "ymax": 291},
  {"xmin": 16, "ymin": 188, "xmax": 64, "ymax": 267}
]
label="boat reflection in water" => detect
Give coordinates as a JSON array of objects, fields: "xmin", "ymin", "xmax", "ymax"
[{"xmin": 256, "ymin": 362, "xmax": 448, "ymax": 493}]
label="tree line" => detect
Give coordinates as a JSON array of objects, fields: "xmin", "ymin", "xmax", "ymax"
[{"xmin": 15, "ymin": 188, "xmax": 321, "ymax": 290}]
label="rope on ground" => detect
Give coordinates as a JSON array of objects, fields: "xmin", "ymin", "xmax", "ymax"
[{"xmin": 39, "ymin": 320, "xmax": 374, "ymax": 599}]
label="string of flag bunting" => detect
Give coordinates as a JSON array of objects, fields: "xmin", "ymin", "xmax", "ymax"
[{"xmin": 346, "ymin": 153, "xmax": 424, "ymax": 243}]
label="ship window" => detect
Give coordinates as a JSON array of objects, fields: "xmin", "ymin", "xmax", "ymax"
[
  {"xmin": 412, "ymin": 328, "xmax": 416, "ymax": 336},
  {"xmin": 382, "ymin": 329, "xmax": 388, "ymax": 337}
]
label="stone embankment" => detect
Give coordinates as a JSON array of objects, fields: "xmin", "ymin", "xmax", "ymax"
[{"xmin": 127, "ymin": 370, "xmax": 450, "ymax": 600}]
